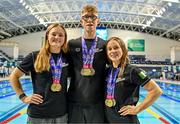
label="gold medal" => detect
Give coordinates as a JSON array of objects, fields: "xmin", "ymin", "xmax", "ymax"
[
  {"xmin": 51, "ymin": 83, "xmax": 57, "ymax": 92},
  {"xmin": 81, "ymin": 68, "xmax": 91, "ymax": 76},
  {"xmin": 90, "ymin": 68, "xmax": 95, "ymax": 75},
  {"xmin": 51, "ymin": 83, "xmax": 62, "ymax": 92},
  {"xmin": 112, "ymin": 99, "xmax": 116, "ymax": 106},
  {"xmin": 55, "ymin": 83, "xmax": 62, "ymax": 91},
  {"xmin": 81, "ymin": 68, "xmax": 95, "ymax": 76},
  {"xmin": 105, "ymin": 99, "xmax": 113, "ymax": 107}
]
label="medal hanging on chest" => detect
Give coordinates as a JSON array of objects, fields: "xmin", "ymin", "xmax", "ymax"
[
  {"xmin": 81, "ymin": 37, "xmax": 97, "ymax": 76},
  {"xmin": 105, "ymin": 67, "xmax": 120, "ymax": 107},
  {"xmin": 50, "ymin": 54, "xmax": 63, "ymax": 92}
]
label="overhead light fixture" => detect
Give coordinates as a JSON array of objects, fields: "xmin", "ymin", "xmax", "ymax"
[
  {"xmin": 162, "ymin": 7, "xmax": 166, "ymax": 12},
  {"xmin": 146, "ymin": 2, "xmax": 169, "ymax": 27},
  {"xmin": 142, "ymin": 26, "xmax": 146, "ymax": 29},
  {"xmin": 168, "ymin": 2, "xmax": 172, "ymax": 6},
  {"xmin": 25, "ymin": 5, "xmax": 29, "ymax": 9},
  {"xmin": 151, "ymin": 17, "xmax": 156, "ymax": 22},
  {"xmin": 20, "ymin": 1, "xmax": 46, "ymax": 26},
  {"xmin": 22, "ymin": 2, "xmax": 26, "ymax": 6},
  {"xmin": 19, "ymin": 0, "xmax": 23, "ymax": 3},
  {"xmin": 163, "ymin": 0, "xmax": 179, "ymax": 3},
  {"xmin": 0, "ymin": 35, "xmax": 4, "ymax": 39},
  {"xmin": 0, "ymin": 30, "xmax": 11, "ymax": 37}
]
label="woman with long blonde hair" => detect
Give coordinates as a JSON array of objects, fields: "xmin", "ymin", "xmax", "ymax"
[{"xmin": 9, "ymin": 23, "xmax": 69, "ymax": 124}]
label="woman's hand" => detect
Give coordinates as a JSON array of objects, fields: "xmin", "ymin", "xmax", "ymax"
[
  {"xmin": 118, "ymin": 105, "xmax": 139, "ymax": 116},
  {"xmin": 22, "ymin": 94, "xmax": 43, "ymax": 104}
]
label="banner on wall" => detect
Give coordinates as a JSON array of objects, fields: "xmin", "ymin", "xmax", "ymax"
[{"xmin": 128, "ymin": 39, "xmax": 145, "ymax": 52}]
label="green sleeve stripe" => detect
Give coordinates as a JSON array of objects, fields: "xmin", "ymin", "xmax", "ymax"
[{"xmin": 138, "ymin": 71, "xmax": 147, "ymax": 79}]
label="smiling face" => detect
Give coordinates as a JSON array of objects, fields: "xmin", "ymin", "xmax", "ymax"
[
  {"xmin": 107, "ymin": 39, "xmax": 123, "ymax": 63},
  {"xmin": 106, "ymin": 37, "xmax": 129, "ymax": 67},
  {"xmin": 47, "ymin": 26, "xmax": 65, "ymax": 51}
]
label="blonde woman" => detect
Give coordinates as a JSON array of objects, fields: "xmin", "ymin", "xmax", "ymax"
[
  {"xmin": 105, "ymin": 37, "xmax": 163, "ymax": 123},
  {"xmin": 9, "ymin": 23, "xmax": 69, "ymax": 124}
]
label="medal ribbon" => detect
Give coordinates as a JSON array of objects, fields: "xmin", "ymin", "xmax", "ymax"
[
  {"xmin": 82, "ymin": 37, "xmax": 97, "ymax": 69},
  {"xmin": 106, "ymin": 67, "xmax": 120, "ymax": 99},
  {"xmin": 50, "ymin": 54, "xmax": 63, "ymax": 84}
]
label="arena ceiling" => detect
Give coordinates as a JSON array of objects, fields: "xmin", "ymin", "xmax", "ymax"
[{"xmin": 0, "ymin": 0, "xmax": 180, "ymax": 41}]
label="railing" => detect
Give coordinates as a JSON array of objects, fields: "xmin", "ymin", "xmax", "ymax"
[{"xmin": 0, "ymin": 50, "xmax": 11, "ymax": 62}]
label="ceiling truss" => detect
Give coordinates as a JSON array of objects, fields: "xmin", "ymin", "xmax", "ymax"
[{"xmin": 0, "ymin": 0, "xmax": 179, "ymax": 41}]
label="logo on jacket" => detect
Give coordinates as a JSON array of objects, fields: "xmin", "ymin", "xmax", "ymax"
[
  {"xmin": 75, "ymin": 48, "xmax": 81, "ymax": 52},
  {"xmin": 138, "ymin": 71, "xmax": 147, "ymax": 79},
  {"xmin": 62, "ymin": 63, "xmax": 69, "ymax": 67},
  {"xmin": 95, "ymin": 48, "xmax": 103, "ymax": 52}
]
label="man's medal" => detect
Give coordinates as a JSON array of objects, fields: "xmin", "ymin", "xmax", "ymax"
[{"xmin": 81, "ymin": 37, "xmax": 97, "ymax": 76}]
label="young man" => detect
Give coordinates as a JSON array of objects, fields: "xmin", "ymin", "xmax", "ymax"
[{"xmin": 67, "ymin": 5, "xmax": 107, "ymax": 123}]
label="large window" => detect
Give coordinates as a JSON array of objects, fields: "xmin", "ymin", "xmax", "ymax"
[
  {"xmin": 82, "ymin": 27, "xmax": 108, "ymax": 41},
  {"xmin": 96, "ymin": 27, "xmax": 108, "ymax": 41}
]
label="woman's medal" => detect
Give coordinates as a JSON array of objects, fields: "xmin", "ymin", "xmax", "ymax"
[
  {"xmin": 51, "ymin": 83, "xmax": 56, "ymax": 91},
  {"xmin": 105, "ymin": 67, "xmax": 120, "ymax": 107},
  {"xmin": 51, "ymin": 82, "xmax": 62, "ymax": 92},
  {"xmin": 112, "ymin": 98, "xmax": 116, "ymax": 106},
  {"xmin": 81, "ymin": 37, "xmax": 97, "ymax": 76},
  {"xmin": 105, "ymin": 98, "xmax": 116, "ymax": 107},
  {"xmin": 55, "ymin": 83, "xmax": 62, "ymax": 91},
  {"xmin": 105, "ymin": 99, "xmax": 114, "ymax": 107},
  {"xmin": 50, "ymin": 54, "xmax": 63, "ymax": 92}
]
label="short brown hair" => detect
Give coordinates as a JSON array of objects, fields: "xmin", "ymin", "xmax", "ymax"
[{"xmin": 81, "ymin": 5, "xmax": 98, "ymax": 16}]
